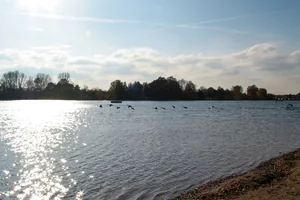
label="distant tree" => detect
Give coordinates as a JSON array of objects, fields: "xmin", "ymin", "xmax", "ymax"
[
  {"xmin": 267, "ymin": 93, "xmax": 275, "ymax": 100},
  {"xmin": 247, "ymin": 85, "xmax": 258, "ymax": 100},
  {"xmin": 148, "ymin": 77, "xmax": 168, "ymax": 100},
  {"xmin": 216, "ymin": 86, "xmax": 225, "ymax": 100},
  {"xmin": 224, "ymin": 89, "xmax": 233, "ymax": 100},
  {"xmin": 199, "ymin": 86, "xmax": 208, "ymax": 99},
  {"xmin": 58, "ymin": 72, "xmax": 70, "ymax": 82},
  {"xmin": 45, "ymin": 82, "xmax": 56, "ymax": 91},
  {"xmin": 166, "ymin": 76, "xmax": 182, "ymax": 100},
  {"xmin": 44, "ymin": 82, "xmax": 57, "ymax": 99},
  {"xmin": 0, "ymin": 70, "xmax": 297, "ymax": 101},
  {"xmin": 142, "ymin": 82, "xmax": 149, "ymax": 99},
  {"xmin": 178, "ymin": 79, "xmax": 187, "ymax": 91},
  {"xmin": 0, "ymin": 71, "xmax": 28, "ymax": 99},
  {"xmin": 185, "ymin": 81, "xmax": 196, "ymax": 92},
  {"xmin": 25, "ymin": 76, "xmax": 35, "ymax": 91},
  {"xmin": 232, "ymin": 85, "xmax": 243, "ymax": 100},
  {"xmin": 258, "ymin": 88, "xmax": 267, "ymax": 99},
  {"xmin": 34, "ymin": 73, "xmax": 52, "ymax": 91},
  {"xmin": 88, "ymin": 88, "xmax": 104, "ymax": 100},
  {"xmin": 128, "ymin": 81, "xmax": 143, "ymax": 100},
  {"xmin": 197, "ymin": 89, "xmax": 205, "ymax": 100},
  {"xmin": 108, "ymin": 80, "xmax": 127, "ymax": 100},
  {"xmin": 183, "ymin": 80, "xmax": 197, "ymax": 100},
  {"xmin": 19, "ymin": 73, "xmax": 27, "ymax": 89},
  {"xmin": 207, "ymin": 87, "xmax": 217, "ymax": 100},
  {"xmin": 83, "ymin": 85, "xmax": 88, "ymax": 91},
  {"xmin": 0, "ymin": 71, "xmax": 25, "ymax": 90}
]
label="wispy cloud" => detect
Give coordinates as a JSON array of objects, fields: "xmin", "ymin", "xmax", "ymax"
[
  {"xmin": 185, "ymin": 9, "xmax": 292, "ymax": 26},
  {"xmin": 149, "ymin": 9, "xmax": 292, "ymax": 35},
  {"xmin": 13, "ymin": 12, "xmax": 140, "ymax": 24},
  {"xmin": 178, "ymin": 24, "xmax": 250, "ymax": 34}
]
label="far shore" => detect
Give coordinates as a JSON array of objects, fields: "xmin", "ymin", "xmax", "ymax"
[{"xmin": 170, "ymin": 148, "xmax": 300, "ymax": 200}]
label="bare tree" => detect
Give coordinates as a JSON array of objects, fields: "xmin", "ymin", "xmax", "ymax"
[
  {"xmin": 18, "ymin": 72, "xmax": 27, "ymax": 89},
  {"xmin": 58, "ymin": 72, "xmax": 70, "ymax": 82},
  {"xmin": 178, "ymin": 79, "xmax": 187, "ymax": 91},
  {"xmin": 1, "ymin": 70, "xmax": 27, "ymax": 90},
  {"xmin": 34, "ymin": 73, "xmax": 52, "ymax": 91},
  {"xmin": 26, "ymin": 76, "xmax": 35, "ymax": 91}
]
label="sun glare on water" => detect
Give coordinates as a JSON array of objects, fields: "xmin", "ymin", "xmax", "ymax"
[{"xmin": 18, "ymin": 0, "xmax": 61, "ymax": 12}]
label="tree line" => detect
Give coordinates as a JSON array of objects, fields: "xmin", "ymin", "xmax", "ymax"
[{"xmin": 0, "ymin": 70, "xmax": 299, "ymax": 101}]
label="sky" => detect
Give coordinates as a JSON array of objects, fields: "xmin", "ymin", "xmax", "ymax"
[{"xmin": 0, "ymin": 0, "xmax": 299, "ymax": 94}]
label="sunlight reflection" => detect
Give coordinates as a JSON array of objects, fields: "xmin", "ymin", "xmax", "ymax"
[
  {"xmin": 0, "ymin": 100, "xmax": 86, "ymax": 199},
  {"xmin": 76, "ymin": 190, "xmax": 84, "ymax": 200}
]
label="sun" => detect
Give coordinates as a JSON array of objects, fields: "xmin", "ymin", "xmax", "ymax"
[{"xmin": 18, "ymin": 0, "xmax": 61, "ymax": 12}]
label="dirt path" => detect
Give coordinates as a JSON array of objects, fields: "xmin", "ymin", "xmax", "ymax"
[{"xmin": 171, "ymin": 149, "xmax": 300, "ymax": 200}]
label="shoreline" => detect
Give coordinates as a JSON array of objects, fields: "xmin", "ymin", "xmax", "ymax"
[{"xmin": 171, "ymin": 148, "xmax": 300, "ymax": 200}]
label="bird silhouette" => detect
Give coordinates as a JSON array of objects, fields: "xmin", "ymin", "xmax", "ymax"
[
  {"xmin": 172, "ymin": 105, "xmax": 175, "ymax": 108},
  {"xmin": 99, "ymin": 105, "xmax": 103, "ymax": 108},
  {"xmin": 154, "ymin": 107, "xmax": 158, "ymax": 110},
  {"xmin": 183, "ymin": 106, "xmax": 188, "ymax": 109},
  {"xmin": 128, "ymin": 105, "xmax": 132, "ymax": 108},
  {"xmin": 131, "ymin": 107, "xmax": 135, "ymax": 110},
  {"xmin": 109, "ymin": 104, "xmax": 113, "ymax": 107},
  {"xmin": 161, "ymin": 107, "xmax": 166, "ymax": 110},
  {"xmin": 116, "ymin": 107, "xmax": 120, "ymax": 109}
]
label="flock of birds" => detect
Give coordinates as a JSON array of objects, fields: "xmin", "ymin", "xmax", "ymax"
[
  {"xmin": 99, "ymin": 104, "xmax": 188, "ymax": 110},
  {"xmin": 98, "ymin": 103, "xmax": 297, "ymax": 111}
]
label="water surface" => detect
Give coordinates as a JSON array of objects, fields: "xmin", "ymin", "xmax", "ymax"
[{"xmin": 0, "ymin": 100, "xmax": 300, "ymax": 199}]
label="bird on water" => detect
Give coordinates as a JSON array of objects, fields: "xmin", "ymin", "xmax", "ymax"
[
  {"xmin": 172, "ymin": 105, "xmax": 175, "ymax": 108},
  {"xmin": 183, "ymin": 106, "xmax": 188, "ymax": 109},
  {"xmin": 99, "ymin": 105, "xmax": 103, "ymax": 108}
]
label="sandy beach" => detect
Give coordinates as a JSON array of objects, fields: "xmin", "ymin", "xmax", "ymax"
[{"xmin": 171, "ymin": 148, "xmax": 300, "ymax": 200}]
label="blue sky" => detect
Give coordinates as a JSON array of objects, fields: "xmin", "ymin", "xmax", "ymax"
[{"xmin": 0, "ymin": 0, "xmax": 299, "ymax": 94}]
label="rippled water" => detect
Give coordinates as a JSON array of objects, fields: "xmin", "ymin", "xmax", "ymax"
[{"xmin": 0, "ymin": 100, "xmax": 300, "ymax": 200}]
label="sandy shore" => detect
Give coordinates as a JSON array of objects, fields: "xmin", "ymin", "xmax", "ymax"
[{"xmin": 171, "ymin": 149, "xmax": 300, "ymax": 200}]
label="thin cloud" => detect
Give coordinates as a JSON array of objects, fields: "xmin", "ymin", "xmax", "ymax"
[
  {"xmin": 186, "ymin": 9, "xmax": 293, "ymax": 26},
  {"xmin": 150, "ymin": 9, "xmax": 292, "ymax": 35},
  {"xmin": 178, "ymin": 24, "xmax": 250, "ymax": 34},
  {"xmin": 13, "ymin": 12, "xmax": 140, "ymax": 24}
]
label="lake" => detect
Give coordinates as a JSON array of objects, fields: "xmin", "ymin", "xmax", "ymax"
[{"xmin": 0, "ymin": 100, "xmax": 300, "ymax": 200}]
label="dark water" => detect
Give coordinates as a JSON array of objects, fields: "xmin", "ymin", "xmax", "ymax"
[{"xmin": 0, "ymin": 100, "xmax": 300, "ymax": 200}]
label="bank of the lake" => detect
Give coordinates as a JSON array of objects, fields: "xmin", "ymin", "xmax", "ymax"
[{"xmin": 171, "ymin": 148, "xmax": 300, "ymax": 200}]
